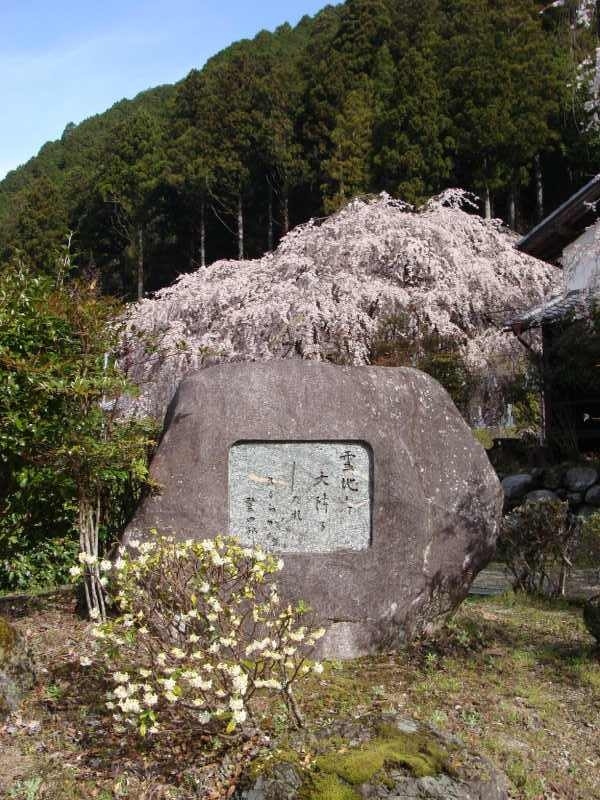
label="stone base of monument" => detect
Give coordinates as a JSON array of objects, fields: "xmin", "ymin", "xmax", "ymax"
[
  {"xmin": 125, "ymin": 362, "xmax": 503, "ymax": 659},
  {"xmin": 234, "ymin": 713, "xmax": 508, "ymax": 800}
]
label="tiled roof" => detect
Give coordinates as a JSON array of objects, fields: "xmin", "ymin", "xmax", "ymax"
[
  {"xmin": 517, "ymin": 175, "xmax": 600, "ymax": 262},
  {"xmin": 505, "ymin": 289, "xmax": 599, "ymax": 333}
]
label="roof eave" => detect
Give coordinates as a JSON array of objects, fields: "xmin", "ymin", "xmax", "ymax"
[{"xmin": 517, "ymin": 175, "xmax": 600, "ymax": 261}]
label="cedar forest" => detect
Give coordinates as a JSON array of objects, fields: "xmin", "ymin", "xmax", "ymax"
[{"xmin": 0, "ymin": 0, "xmax": 599, "ymax": 300}]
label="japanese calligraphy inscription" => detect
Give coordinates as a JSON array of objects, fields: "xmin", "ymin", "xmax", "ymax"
[{"xmin": 228, "ymin": 442, "xmax": 372, "ymax": 552}]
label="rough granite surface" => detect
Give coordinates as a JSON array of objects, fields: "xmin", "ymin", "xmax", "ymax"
[
  {"xmin": 0, "ymin": 615, "xmax": 35, "ymax": 719},
  {"xmin": 125, "ymin": 362, "xmax": 503, "ymax": 658}
]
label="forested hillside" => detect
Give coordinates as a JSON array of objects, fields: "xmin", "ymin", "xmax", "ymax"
[{"xmin": 1, "ymin": 0, "xmax": 598, "ymax": 299}]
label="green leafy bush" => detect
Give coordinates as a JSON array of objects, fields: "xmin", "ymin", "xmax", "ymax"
[
  {"xmin": 574, "ymin": 511, "xmax": 600, "ymax": 569},
  {"xmin": 1, "ymin": 536, "xmax": 78, "ymax": 593},
  {"xmin": 79, "ymin": 535, "xmax": 325, "ymax": 737},
  {"xmin": 500, "ymin": 499, "xmax": 578, "ymax": 596},
  {"xmin": 505, "ymin": 365, "xmax": 542, "ymax": 435},
  {"xmin": 0, "ymin": 251, "xmax": 156, "ymax": 597}
]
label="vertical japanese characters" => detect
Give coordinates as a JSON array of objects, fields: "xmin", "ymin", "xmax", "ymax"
[{"xmin": 229, "ymin": 442, "xmax": 372, "ymax": 553}]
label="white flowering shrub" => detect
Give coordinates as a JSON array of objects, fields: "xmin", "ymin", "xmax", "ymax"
[{"xmin": 80, "ymin": 535, "xmax": 325, "ymax": 737}]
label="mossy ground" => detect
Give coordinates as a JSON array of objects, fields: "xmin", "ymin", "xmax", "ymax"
[
  {"xmin": 300, "ymin": 725, "xmax": 451, "ymax": 799},
  {"xmin": 1, "ymin": 592, "xmax": 599, "ymax": 799},
  {"xmin": 245, "ymin": 719, "xmax": 455, "ymax": 800}
]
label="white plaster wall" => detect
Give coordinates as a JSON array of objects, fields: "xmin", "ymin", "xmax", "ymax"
[{"xmin": 563, "ymin": 219, "xmax": 600, "ymax": 292}]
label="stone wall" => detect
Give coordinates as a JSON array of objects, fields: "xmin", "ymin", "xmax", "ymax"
[{"xmin": 500, "ymin": 465, "xmax": 600, "ymax": 516}]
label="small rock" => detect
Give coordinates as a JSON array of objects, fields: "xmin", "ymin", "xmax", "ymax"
[
  {"xmin": 585, "ymin": 485, "xmax": 600, "ymax": 507},
  {"xmin": 564, "ymin": 467, "xmax": 598, "ymax": 493},
  {"xmin": 0, "ymin": 616, "xmax": 36, "ymax": 720},
  {"xmin": 583, "ymin": 595, "xmax": 600, "ymax": 642},
  {"xmin": 25, "ymin": 719, "xmax": 41, "ymax": 735},
  {"xmin": 240, "ymin": 763, "xmax": 302, "ymax": 800},
  {"xmin": 235, "ymin": 713, "xmax": 508, "ymax": 800},
  {"xmin": 542, "ymin": 466, "xmax": 564, "ymax": 491},
  {"xmin": 501, "ymin": 474, "xmax": 533, "ymax": 501},
  {"xmin": 395, "ymin": 717, "xmax": 419, "ymax": 734},
  {"xmin": 525, "ymin": 490, "xmax": 557, "ymax": 503},
  {"xmin": 567, "ymin": 492, "xmax": 583, "ymax": 508}
]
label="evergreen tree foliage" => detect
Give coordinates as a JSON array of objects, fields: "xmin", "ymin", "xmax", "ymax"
[
  {"xmin": 0, "ymin": 176, "xmax": 69, "ymax": 269},
  {"xmin": 0, "ymin": 248, "xmax": 156, "ymax": 591},
  {"xmin": 323, "ymin": 80, "xmax": 376, "ymax": 211},
  {"xmin": 96, "ymin": 109, "xmax": 166, "ymax": 297},
  {"xmin": 373, "ymin": 2, "xmax": 452, "ymax": 203},
  {"xmin": 0, "ymin": 0, "xmax": 596, "ymax": 295}
]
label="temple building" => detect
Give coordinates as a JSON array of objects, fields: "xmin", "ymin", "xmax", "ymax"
[{"xmin": 507, "ymin": 175, "xmax": 600, "ymax": 451}]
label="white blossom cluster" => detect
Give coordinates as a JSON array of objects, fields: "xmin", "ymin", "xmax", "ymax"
[
  {"xmin": 580, "ymin": 47, "xmax": 600, "ymax": 132},
  {"xmin": 120, "ymin": 192, "xmax": 559, "ymax": 425},
  {"xmin": 78, "ymin": 535, "xmax": 325, "ymax": 737},
  {"xmin": 546, "ymin": 0, "xmax": 596, "ymax": 27},
  {"xmin": 577, "ymin": 0, "xmax": 597, "ymax": 26},
  {"xmin": 551, "ymin": 1, "xmax": 600, "ymax": 131}
]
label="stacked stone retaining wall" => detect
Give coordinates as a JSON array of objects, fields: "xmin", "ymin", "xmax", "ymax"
[{"xmin": 500, "ymin": 464, "xmax": 600, "ymax": 516}]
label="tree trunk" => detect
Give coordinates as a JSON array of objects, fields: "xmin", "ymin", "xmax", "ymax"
[
  {"xmin": 508, "ymin": 186, "xmax": 517, "ymax": 230},
  {"xmin": 534, "ymin": 154, "xmax": 544, "ymax": 222},
  {"xmin": 137, "ymin": 226, "xmax": 144, "ymax": 300},
  {"xmin": 283, "ymin": 192, "xmax": 290, "ymax": 236},
  {"xmin": 484, "ymin": 186, "xmax": 491, "ymax": 219},
  {"xmin": 559, "ymin": 563, "xmax": 568, "ymax": 597},
  {"xmin": 237, "ymin": 192, "xmax": 244, "ymax": 261},
  {"xmin": 267, "ymin": 181, "xmax": 274, "ymax": 252},
  {"xmin": 78, "ymin": 493, "xmax": 106, "ymax": 622},
  {"xmin": 189, "ymin": 230, "xmax": 196, "ymax": 271},
  {"xmin": 200, "ymin": 197, "xmax": 206, "ymax": 268}
]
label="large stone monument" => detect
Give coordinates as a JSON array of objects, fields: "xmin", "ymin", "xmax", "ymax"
[{"xmin": 125, "ymin": 362, "xmax": 502, "ymax": 658}]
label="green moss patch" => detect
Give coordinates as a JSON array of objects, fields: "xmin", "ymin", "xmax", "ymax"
[
  {"xmin": 306, "ymin": 773, "xmax": 360, "ymax": 800},
  {"xmin": 302, "ymin": 722, "xmax": 450, "ymax": 798}
]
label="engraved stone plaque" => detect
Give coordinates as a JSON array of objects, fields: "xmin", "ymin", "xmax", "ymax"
[{"xmin": 228, "ymin": 442, "xmax": 372, "ymax": 552}]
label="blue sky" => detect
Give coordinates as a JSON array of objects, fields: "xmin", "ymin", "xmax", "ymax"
[{"xmin": 0, "ymin": 1, "xmax": 334, "ymax": 180}]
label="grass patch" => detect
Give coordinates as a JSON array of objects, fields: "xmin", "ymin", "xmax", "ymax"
[{"xmin": 472, "ymin": 428, "xmax": 494, "ymax": 450}]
